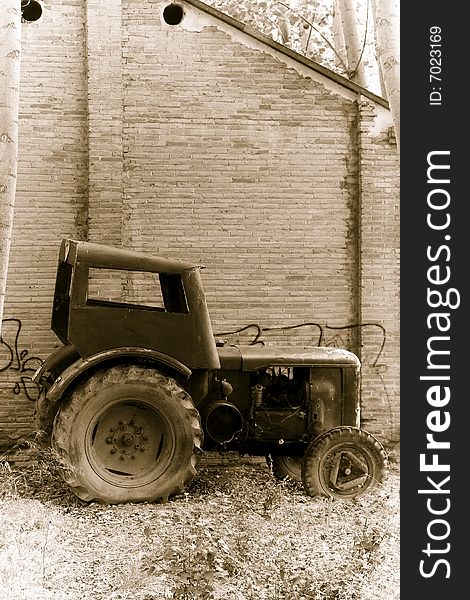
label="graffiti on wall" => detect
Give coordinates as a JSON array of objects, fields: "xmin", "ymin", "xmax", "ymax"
[
  {"xmin": 0, "ymin": 316, "xmax": 396, "ymax": 438},
  {"xmin": 0, "ymin": 318, "xmax": 44, "ymax": 402},
  {"xmin": 213, "ymin": 321, "xmax": 387, "ymax": 367}
]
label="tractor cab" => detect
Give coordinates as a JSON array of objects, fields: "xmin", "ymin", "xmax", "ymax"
[{"xmin": 51, "ymin": 239, "xmax": 220, "ymax": 370}]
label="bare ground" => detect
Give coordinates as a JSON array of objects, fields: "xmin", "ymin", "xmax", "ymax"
[{"xmin": 0, "ymin": 448, "xmax": 399, "ymax": 600}]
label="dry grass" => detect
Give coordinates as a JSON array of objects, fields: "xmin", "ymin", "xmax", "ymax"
[{"xmin": 0, "ymin": 445, "xmax": 399, "ymax": 600}]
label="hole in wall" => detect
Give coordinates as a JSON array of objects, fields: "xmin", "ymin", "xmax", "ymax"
[
  {"xmin": 21, "ymin": 0, "xmax": 43, "ymax": 22},
  {"xmin": 163, "ymin": 4, "xmax": 184, "ymax": 26}
]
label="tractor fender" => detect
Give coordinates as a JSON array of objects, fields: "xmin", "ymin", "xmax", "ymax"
[{"xmin": 44, "ymin": 346, "xmax": 192, "ymax": 403}]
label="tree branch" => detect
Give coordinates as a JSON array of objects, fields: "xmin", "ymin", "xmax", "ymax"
[{"xmin": 274, "ymin": 0, "xmax": 349, "ymax": 73}]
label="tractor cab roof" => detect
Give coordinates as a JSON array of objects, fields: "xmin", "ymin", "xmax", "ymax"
[{"xmin": 59, "ymin": 239, "xmax": 201, "ymax": 274}]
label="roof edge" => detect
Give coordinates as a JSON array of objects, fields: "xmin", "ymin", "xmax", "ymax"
[
  {"xmin": 181, "ymin": 0, "xmax": 389, "ymax": 109},
  {"xmin": 62, "ymin": 239, "xmax": 201, "ymax": 272}
]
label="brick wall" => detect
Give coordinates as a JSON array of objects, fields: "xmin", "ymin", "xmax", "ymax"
[
  {"xmin": 86, "ymin": 0, "xmax": 125, "ymax": 247},
  {"xmin": 123, "ymin": 8, "xmax": 358, "ymax": 330},
  {"xmin": 0, "ymin": 0, "xmax": 399, "ymax": 451},
  {"xmin": 0, "ymin": 0, "xmax": 88, "ymax": 450}
]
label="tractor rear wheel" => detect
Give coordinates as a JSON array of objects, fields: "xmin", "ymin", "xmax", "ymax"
[
  {"xmin": 301, "ymin": 427, "xmax": 387, "ymax": 499},
  {"xmin": 52, "ymin": 365, "xmax": 203, "ymax": 504}
]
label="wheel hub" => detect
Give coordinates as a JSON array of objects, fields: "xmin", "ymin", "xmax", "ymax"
[
  {"xmin": 89, "ymin": 402, "xmax": 167, "ymax": 477},
  {"xmin": 105, "ymin": 419, "xmax": 149, "ymax": 459},
  {"xmin": 326, "ymin": 449, "xmax": 369, "ymax": 491}
]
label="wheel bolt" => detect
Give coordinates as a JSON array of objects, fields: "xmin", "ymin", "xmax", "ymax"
[
  {"xmin": 122, "ymin": 433, "xmax": 134, "ymax": 446},
  {"xmin": 111, "ymin": 448, "xmax": 117, "ymax": 454},
  {"xmin": 120, "ymin": 455, "xmax": 126, "ymax": 461},
  {"xmin": 105, "ymin": 437, "xmax": 113, "ymax": 444}
]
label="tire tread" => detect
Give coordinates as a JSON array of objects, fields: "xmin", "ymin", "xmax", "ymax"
[{"xmin": 52, "ymin": 365, "xmax": 203, "ymax": 503}]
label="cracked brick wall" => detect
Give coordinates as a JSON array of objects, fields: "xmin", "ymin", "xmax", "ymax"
[{"xmin": 0, "ymin": 0, "xmax": 399, "ymax": 451}]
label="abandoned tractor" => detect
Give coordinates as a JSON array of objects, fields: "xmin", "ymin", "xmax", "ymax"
[{"xmin": 33, "ymin": 239, "xmax": 388, "ymax": 504}]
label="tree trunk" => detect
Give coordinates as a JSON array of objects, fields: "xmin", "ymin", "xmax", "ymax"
[
  {"xmin": 332, "ymin": 0, "xmax": 347, "ymax": 73},
  {"xmin": 372, "ymin": 0, "xmax": 400, "ymax": 149},
  {"xmin": 0, "ymin": 0, "xmax": 21, "ymax": 336},
  {"xmin": 336, "ymin": 0, "xmax": 368, "ymax": 87},
  {"xmin": 369, "ymin": 0, "xmax": 387, "ymax": 98}
]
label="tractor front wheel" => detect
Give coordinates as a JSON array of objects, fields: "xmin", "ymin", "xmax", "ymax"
[
  {"xmin": 301, "ymin": 427, "xmax": 387, "ymax": 499},
  {"xmin": 52, "ymin": 365, "xmax": 203, "ymax": 504},
  {"xmin": 268, "ymin": 455, "xmax": 302, "ymax": 482}
]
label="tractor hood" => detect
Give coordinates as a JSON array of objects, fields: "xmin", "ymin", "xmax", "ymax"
[{"xmin": 217, "ymin": 345, "xmax": 360, "ymax": 372}]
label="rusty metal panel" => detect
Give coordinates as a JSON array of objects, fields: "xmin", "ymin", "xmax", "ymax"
[
  {"xmin": 217, "ymin": 346, "xmax": 243, "ymax": 370},
  {"xmin": 233, "ymin": 345, "xmax": 360, "ymax": 371},
  {"xmin": 68, "ymin": 306, "xmax": 203, "ymax": 367},
  {"xmin": 309, "ymin": 367, "xmax": 342, "ymax": 434},
  {"xmin": 341, "ymin": 366, "xmax": 360, "ymax": 427},
  {"xmin": 182, "ymin": 268, "xmax": 220, "ymax": 370}
]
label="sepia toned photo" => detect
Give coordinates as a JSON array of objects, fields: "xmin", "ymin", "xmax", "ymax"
[{"xmin": 1, "ymin": 1, "xmax": 400, "ymax": 598}]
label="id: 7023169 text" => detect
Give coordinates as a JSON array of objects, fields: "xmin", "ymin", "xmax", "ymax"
[{"xmin": 429, "ymin": 26, "xmax": 442, "ymax": 106}]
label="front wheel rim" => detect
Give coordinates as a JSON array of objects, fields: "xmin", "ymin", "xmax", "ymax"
[{"xmin": 320, "ymin": 444, "xmax": 373, "ymax": 495}]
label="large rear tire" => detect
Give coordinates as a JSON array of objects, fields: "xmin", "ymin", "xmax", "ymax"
[
  {"xmin": 52, "ymin": 365, "xmax": 203, "ymax": 504},
  {"xmin": 301, "ymin": 427, "xmax": 387, "ymax": 499}
]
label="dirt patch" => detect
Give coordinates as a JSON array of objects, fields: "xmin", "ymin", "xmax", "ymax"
[{"xmin": 0, "ymin": 449, "xmax": 399, "ymax": 600}]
